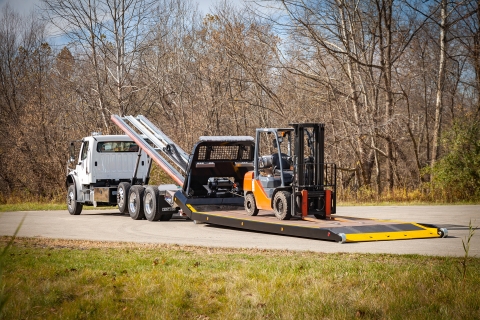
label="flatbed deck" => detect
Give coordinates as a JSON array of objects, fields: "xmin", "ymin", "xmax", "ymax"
[{"xmin": 185, "ymin": 204, "xmax": 447, "ymax": 243}]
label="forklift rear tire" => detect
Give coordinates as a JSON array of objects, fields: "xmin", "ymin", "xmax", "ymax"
[
  {"xmin": 144, "ymin": 186, "xmax": 161, "ymax": 221},
  {"xmin": 117, "ymin": 182, "xmax": 131, "ymax": 214},
  {"xmin": 273, "ymin": 191, "xmax": 292, "ymax": 220},
  {"xmin": 67, "ymin": 184, "xmax": 83, "ymax": 215},
  {"xmin": 128, "ymin": 185, "xmax": 145, "ymax": 220},
  {"xmin": 245, "ymin": 193, "xmax": 259, "ymax": 216}
]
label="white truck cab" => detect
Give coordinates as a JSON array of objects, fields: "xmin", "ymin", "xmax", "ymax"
[{"xmin": 66, "ymin": 134, "xmax": 150, "ymax": 215}]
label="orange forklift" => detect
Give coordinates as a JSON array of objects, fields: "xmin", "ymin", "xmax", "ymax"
[{"xmin": 243, "ymin": 123, "xmax": 336, "ymax": 220}]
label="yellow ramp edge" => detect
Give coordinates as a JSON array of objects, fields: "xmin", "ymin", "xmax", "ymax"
[{"xmin": 344, "ymin": 226, "xmax": 441, "ymax": 242}]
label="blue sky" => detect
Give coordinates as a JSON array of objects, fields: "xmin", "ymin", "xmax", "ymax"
[
  {"xmin": 0, "ymin": 0, "xmax": 226, "ymax": 46},
  {"xmin": 0, "ymin": 0, "xmax": 220, "ymax": 16}
]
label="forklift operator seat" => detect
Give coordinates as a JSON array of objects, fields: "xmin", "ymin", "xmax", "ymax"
[
  {"xmin": 272, "ymin": 152, "xmax": 293, "ymax": 185},
  {"xmin": 271, "ymin": 152, "xmax": 291, "ymax": 172}
]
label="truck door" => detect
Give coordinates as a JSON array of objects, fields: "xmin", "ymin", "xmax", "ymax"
[{"xmin": 77, "ymin": 140, "xmax": 91, "ymax": 186}]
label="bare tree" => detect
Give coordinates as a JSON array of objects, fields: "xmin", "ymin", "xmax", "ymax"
[
  {"xmin": 0, "ymin": 4, "xmax": 69, "ymax": 198},
  {"xmin": 431, "ymin": 0, "xmax": 448, "ymax": 167},
  {"xmin": 265, "ymin": 0, "xmax": 428, "ymax": 192},
  {"xmin": 41, "ymin": 0, "xmax": 156, "ymax": 130}
]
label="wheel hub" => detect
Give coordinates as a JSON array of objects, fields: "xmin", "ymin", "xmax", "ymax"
[
  {"xmin": 68, "ymin": 191, "xmax": 74, "ymax": 207},
  {"xmin": 129, "ymin": 193, "xmax": 137, "ymax": 212},
  {"xmin": 144, "ymin": 193, "xmax": 153, "ymax": 215},
  {"xmin": 118, "ymin": 188, "xmax": 125, "ymax": 206}
]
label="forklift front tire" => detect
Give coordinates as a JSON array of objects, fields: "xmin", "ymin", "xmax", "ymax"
[{"xmin": 273, "ymin": 191, "xmax": 292, "ymax": 220}]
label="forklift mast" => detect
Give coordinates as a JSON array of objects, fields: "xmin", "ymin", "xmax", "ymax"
[
  {"xmin": 290, "ymin": 123, "xmax": 336, "ymax": 219},
  {"xmin": 292, "ymin": 123, "xmax": 325, "ymax": 188}
]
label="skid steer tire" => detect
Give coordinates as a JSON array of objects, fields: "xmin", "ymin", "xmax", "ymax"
[
  {"xmin": 67, "ymin": 184, "xmax": 83, "ymax": 215},
  {"xmin": 144, "ymin": 186, "xmax": 161, "ymax": 221},
  {"xmin": 273, "ymin": 191, "xmax": 292, "ymax": 220},
  {"xmin": 117, "ymin": 182, "xmax": 131, "ymax": 214},
  {"xmin": 244, "ymin": 193, "xmax": 259, "ymax": 216},
  {"xmin": 128, "ymin": 185, "xmax": 145, "ymax": 220}
]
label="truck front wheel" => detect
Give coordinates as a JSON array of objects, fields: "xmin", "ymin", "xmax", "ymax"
[
  {"xmin": 67, "ymin": 184, "xmax": 83, "ymax": 215},
  {"xmin": 128, "ymin": 186, "xmax": 145, "ymax": 220}
]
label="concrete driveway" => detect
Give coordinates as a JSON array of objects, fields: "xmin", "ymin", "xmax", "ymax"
[{"xmin": 0, "ymin": 205, "xmax": 478, "ymax": 257}]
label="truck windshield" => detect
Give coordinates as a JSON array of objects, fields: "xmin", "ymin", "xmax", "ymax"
[{"xmin": 97, "ymin": 141, "xmax": 139, "ymax": 152}]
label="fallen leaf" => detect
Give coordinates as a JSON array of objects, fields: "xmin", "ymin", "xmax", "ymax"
[{"xmin": 356, "ymin": 310, "xmax": 365, "ymax": 318}]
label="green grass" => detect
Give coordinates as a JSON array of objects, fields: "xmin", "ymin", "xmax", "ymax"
[
  {"xmin": 0, "ymin": 203, "xmax": 66, "ymax": 212},
  {"xmin": 1, "ymin": 238, "xmax": 479, "ymax": 319}
]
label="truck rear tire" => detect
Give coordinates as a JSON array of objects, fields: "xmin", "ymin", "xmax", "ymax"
[
  {"xmin": 273, "ymin": 191, "xmax": 292, "ymax": 220},
  {"xmin": 67, "ymin": 184, "xmax": 83, "ymax": 215},
  {"xmin": 245, "ymin": 193, "xmax": 259, "ymax": 216},
  {"xmin": 128, "ymin": 185, "xmax": 145, "ymax": 220},
  {"xmin": 117, "ymin": 182, "xmax": 131, "ymax": 214},
  {"xmin": 144, "ymin": 186, "xmax": 162, "ymax": 221}
]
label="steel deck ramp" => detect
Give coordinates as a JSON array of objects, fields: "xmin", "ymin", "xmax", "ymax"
[{"xmin": 180, "ymin": 204, "xmax": 448, "ymax": 243}]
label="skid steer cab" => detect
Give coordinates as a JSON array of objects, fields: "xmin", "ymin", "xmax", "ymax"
[
  {"xmin": 243, "ymin": 123, "xmax": 336, "ymax": 220},
  {"xmin": 65, "ymin": 133, "xmax": 151, "ymax": 215}
]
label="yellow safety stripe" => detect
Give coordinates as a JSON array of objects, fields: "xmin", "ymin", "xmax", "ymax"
[{"xmin": 345, "ymin": 228, "xmax": 440, "ymax": 242}]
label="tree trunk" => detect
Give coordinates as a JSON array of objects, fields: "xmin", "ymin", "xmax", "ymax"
[
  {"xmin": 377, "ymin": 0, "xmax": 395, "ymax": 191},
  {"xmin": 431, "ymin": 0, "xmax": 447, "ymax": 167}
]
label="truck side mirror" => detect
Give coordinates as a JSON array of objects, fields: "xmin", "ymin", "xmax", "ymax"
[{"xmin": 69, "ymin": 142, "xmax": 75, "ymax": 163}]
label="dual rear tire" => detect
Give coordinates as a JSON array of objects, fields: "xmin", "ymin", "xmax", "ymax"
[
  {"xmin": 143, "ymin": 186, "xmax": 173, "ymax": 221},
  {"xmin": 117, "ymin": 182, "xmax": 130, "ymax": 214},
  {"xmin": 128, "ymin": 185, "xmax": 172, "ymax": 221},
  {"xmin": 128, "ymin": 185, "xmax": 145, "ymax": 220}
]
